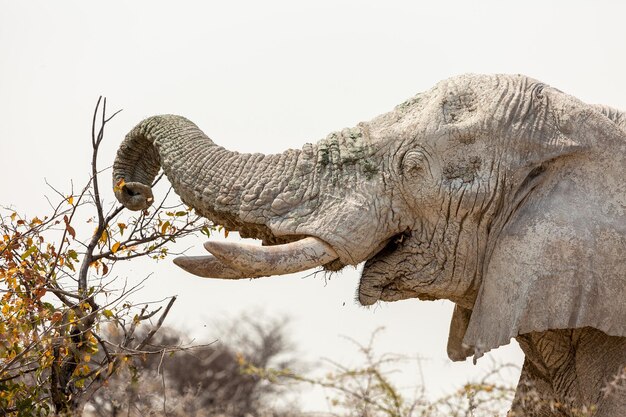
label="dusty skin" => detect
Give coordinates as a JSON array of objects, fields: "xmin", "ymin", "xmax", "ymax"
[{"xmin": 113, "ymin": 74, "xmax": 625, "ymax": 416}]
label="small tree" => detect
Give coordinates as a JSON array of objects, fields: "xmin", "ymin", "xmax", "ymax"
[{"xmin": 0, "ymin": 98, "xmax": 210, "ymax": 416}]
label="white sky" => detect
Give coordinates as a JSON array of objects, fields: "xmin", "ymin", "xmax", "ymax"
[{"xmin": 1, "ymin": 0, "xmax": 625, "ymax": 412}]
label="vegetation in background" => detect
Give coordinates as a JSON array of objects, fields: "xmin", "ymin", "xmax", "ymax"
[
  {"xmin": 84, "ymin": 320, "xmax": 620, "ymax": 417},
  {"xmin": 242, "ymin": 328, "xmax": 518, "ymax": 417},
  {"xmin": 88, "ymin": 315, "xmax": 298, "ymax": 417}
]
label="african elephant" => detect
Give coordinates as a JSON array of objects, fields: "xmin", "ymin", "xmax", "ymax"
[{"xmin": 113, "ymin": 74, "xmax": 625, "ymax": 416}]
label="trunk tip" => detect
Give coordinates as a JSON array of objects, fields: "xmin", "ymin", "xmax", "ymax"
[{"xmin": 113, "ymin": 180, "xmax": 154, "ymax": 211}]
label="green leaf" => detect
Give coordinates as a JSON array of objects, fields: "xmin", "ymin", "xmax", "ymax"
[
  {"xmin": 20, "ymin": 246, "xmax": 37, "ymax": 260},
  {"xmin": 67, "ymin": 249, "xmax": 79, "ymax": 262}
]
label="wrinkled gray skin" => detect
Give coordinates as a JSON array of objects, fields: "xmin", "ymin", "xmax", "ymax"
[{"xmin": 113, "ymin": 74, "xmax": 625, "ymax": 416}]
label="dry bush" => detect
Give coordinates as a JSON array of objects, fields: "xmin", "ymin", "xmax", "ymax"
[
  {"xmin": 0, "ymin": 98, "xmax": 208, "ymax": 416},
  {"xmin": 87, "ymin": 315, "xmax": 300, "ymax": 417},
  {"xmin": 243, "ymin": 328, "xmax": 518, "ymax": 417}
]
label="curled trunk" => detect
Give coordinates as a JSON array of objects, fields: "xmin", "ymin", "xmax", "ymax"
[
  {"xmin": 113, "ymin": 115, "xmax": 305, "ymax": 244},
  {"xmin": 113, "ymin": 113, "xmax": 386, "ymax": 275}
]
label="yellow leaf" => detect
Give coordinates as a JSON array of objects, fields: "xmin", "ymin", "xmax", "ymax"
[
  {"xmin": 111, "ymin": 242, "xmax": 121, "ymax": 253},
  {"xmin": 84, "ymin": 354, "xmax": 91, "ymax": 362},
  {"xmin": 99, "ymin": 229, "xmax": 108, "ymax": 245},
  {"xmin": 67, "ymin": 196, "xmax": 74, "ymax": 205},
  {"xmin": 90, "ymin": 260, "xmax": 101, "ymax": 274},
  {"xmin": 113, "ymin": 178, "xmax": 126, "ymax": 193},
  {"xmin": 161, "ymin": 221, "xmax": 170, "ymax": 235}
]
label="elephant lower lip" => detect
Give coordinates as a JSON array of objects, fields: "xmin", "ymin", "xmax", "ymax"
[{"xmin": 357, "ymin": 229, "xmax": 413, "ymax": 306}]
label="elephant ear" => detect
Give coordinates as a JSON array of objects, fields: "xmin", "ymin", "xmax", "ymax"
[{"xmin": 462, "ymin": 107, "xmax": 626, "ymax": 360}]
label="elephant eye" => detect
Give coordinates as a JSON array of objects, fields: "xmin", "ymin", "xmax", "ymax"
[{"xmin": 401, "ymin": 150, "xmax": 426, "ymax": 179}]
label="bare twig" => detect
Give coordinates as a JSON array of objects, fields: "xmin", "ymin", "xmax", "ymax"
[{"xmin": 135, "ymin": 296, "xmax": 176, "ymax": 352}]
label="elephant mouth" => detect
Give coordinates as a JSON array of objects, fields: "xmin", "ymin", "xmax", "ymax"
[
  {"xmin": 369, "ymin": 229, "xmax": 413, "ymax": 261},
  {"xmin": 173, "ymin": 235, "xmax": 341, "ymax": 279}
]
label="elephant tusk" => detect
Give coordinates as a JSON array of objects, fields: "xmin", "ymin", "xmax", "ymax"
[
  {"xmin": 203, "ymin": 236, "xmax": 339, "ymax": 276},
  {"xmin": 173, "ymin": 254, "xmax": 265, "ymax": 279}
]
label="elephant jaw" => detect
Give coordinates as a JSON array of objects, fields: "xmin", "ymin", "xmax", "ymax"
[{"xmin": 173, "ymin": 236, "xmax": 339, "ymax": 279}]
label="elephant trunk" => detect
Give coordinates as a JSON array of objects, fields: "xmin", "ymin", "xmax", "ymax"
[
  {"xmin": 113, "ymin": 114, "xmax": 382, "ymax": 278},
  {"xmin": 113, "ymin": 115, "xmax": 310, "ymax": 244}
]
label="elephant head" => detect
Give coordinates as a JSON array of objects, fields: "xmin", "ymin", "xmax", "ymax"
[{"xmin": 113, "ymin": 74, "xmax": 625, "ymax": 362}]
